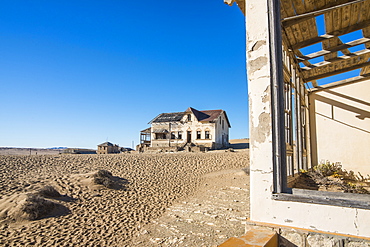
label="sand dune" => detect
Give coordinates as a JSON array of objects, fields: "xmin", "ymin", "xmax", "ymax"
[{"xmin": 0, "ymin": 150, "xmax": 249, "ymax": 246}]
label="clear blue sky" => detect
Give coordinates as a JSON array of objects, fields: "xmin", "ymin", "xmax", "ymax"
[{"xmin": 0, "ymin": 1, "xmax": 247, "ymax": 149}]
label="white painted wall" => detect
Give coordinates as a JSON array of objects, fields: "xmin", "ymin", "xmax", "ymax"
[
  {"xmin": 309, "ymin": 80, "xmax": 370, "ymax": 176},
  {"xmin": 246, "ymin": 0, "xmax": 370, "ymax": 238},
  {"xmin": 150, "ymin": 111, "xmax": 230, "ymax": 149}
]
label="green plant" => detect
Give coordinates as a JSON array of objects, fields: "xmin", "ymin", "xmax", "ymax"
[{"xmin": 313, "ymin": 161, "xmax": 342, "ymax": 177}]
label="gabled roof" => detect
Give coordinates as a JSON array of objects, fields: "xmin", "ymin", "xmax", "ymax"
[
  {"xmin": 98, "ymin": 142, "xmax": 115, "ymax": 147},
  {"xmin": 148, "ymin": 112, "xmax": 186, "ymax": 124},
  {"xmin": 140, "ymin": 127, "xmax": 151, "ymax": 133},
  {"xmin": 149, "ymin": 107, "xmax": 231, "ymax": 128},
  {"xmin": 186, "ymin": 107, "xmax": 231, "ymax": 127}
]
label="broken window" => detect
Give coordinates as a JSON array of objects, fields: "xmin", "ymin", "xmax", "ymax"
[
  {"xmin": 171, "ymin": 132, "xmax": 175, "ymax": 139},
  {"xmin": 196, "ymin": 131, "xmax": 201, "ymax": 139},
  {"xmin": 178, "ymin": 131, "xmax": 182, "ymax": 139},
  {"xmin": 205, "ymin": 131, "xmax": 210, "ymax": 139},
  {"xmin": 155, "ymin": 133, "xmax": 166, "ymax": 139}
]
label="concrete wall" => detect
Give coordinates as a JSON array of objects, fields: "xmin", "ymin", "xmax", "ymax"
[
  {"xmin": 246, "ymin": 0, "xmax": 370, "ymax": 238},
  {"xmin": 309, "ymin": 80, "xmax": 370, "ymax": 176}
]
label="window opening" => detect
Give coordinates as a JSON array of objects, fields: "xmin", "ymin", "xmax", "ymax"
[
  {"xmin": 205, "ymin": 131, "xmax": 210, "ymax": 139},
  {"xmin": 155, "ymin": 133, "xmax": 166, "ymax": 139},
  {"xmin": 196, "ymin": 131, "xmax": 201, "ymax": 139}
]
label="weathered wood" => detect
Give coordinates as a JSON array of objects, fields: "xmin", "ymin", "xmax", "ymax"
[
  {"xmin": 282, "ymin": 0, "xmax": 366, "ymax": 27},
  {"xmin": 291, "ymin": 19, "xmax": 370, "ymax": 49},
  {"xmin": 310, "ymin": 73, "xmax": 370, "ymax": 92},
  {"xmin": 301, "ymin": 51, "xmax": 370, "ymax": 72},
  {"xmin": 304, "ymin": 60, "xmax": 370, "ymax": 81},
  {"xmin": 273, "ymin": 188, "xmax": 370, "ymax": 210},
  {"xmin": 296, "ymin": 37, "xmax": 370, "ymax": 61},
  {"xmin": 323, "ymin": 9, "xmax": 338, "ymax": 61}
]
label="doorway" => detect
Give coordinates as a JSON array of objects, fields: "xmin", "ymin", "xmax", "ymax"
[{"xmin": 187, "ymin": 131, "xmax": 191, "ymax": 143}]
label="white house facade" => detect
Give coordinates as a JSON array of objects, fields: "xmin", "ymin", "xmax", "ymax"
[{"xmin": 143, "ymin": 107, "xmax": 231, "ymax": 150}]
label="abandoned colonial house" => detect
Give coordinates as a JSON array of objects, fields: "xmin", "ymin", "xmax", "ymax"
[
  {"xmin": 218, "ymin": 0, "xmax": 370, "ymax": 246},
  {"xmin": 139, "ymin": 107, "xmax": 230, "ymax": 151},
  {"xmin": 96, "ymin": 142, "xmax": 120, "ymax": 154}
]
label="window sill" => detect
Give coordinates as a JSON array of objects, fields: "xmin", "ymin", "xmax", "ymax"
[{"xmin": 272, "ymin": 188, "xmax": 370, "ymax": 210}]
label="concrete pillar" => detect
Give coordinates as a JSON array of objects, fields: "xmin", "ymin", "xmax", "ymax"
[{"xmin": 246, "ymin": 0, "xmax": 275, "ymax": 223}]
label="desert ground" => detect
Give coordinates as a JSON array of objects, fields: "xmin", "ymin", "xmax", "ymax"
[{"xmin": 0, "ymin": 147, "xmax": 249, "ymax": 246}]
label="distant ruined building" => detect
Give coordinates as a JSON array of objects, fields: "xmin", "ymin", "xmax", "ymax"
[
  {"xmin": 139, "ymin": 107, "xmax": 231, "ymax": 152},
  {"xmin": 97, "ymin": 142, "xmax": 120, "ymax": 154}
]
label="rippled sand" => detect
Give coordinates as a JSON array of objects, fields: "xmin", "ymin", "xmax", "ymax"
[{"xmin": 0, "ymin": 151, "xmax": 249, "ymax": 246}]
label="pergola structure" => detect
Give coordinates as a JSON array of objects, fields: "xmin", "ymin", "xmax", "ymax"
[{"xmin": 226, "ymin": 0, "xmax": 370, "ymax": 241}]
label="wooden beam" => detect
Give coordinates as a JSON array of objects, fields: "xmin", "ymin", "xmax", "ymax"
[
  {"xmin": 291, "ymin": 19, "xmax": 370, "ymax": 50},
  {"xmin": 282, "ymin": 0, "xmax": 366, "ymax": 28},
  {"xmin": 310, "ymin": 73, "xmax": 370, "ymax": 92},
  {"xmin": 297, "ymin": 37, "xmax": 370, "ymax": 61},
  {"xmin": 304, "ymin": 60, "xmax": 370, "ymax": 81},
  {"xmin": 301, "ymin": 50, "xmax": 370, "ymax": 71}
]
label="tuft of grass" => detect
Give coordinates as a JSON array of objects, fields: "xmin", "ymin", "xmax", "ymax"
[
  {"xmin": 20, "ymin": 194, "xmax": 56, "ymax": 220},
  {"xmin": 93, "ymin": 170, "xmax": 115, "ymax": 188},
  {"xmin": 37, "ymin": 186, "xmax": 61, "ymax": 198}
]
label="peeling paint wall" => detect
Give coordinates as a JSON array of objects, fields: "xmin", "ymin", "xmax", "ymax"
[
  {"xmin": 150, "ymin": 112, "xmax": 229, "ymax": 149},
  {"xmin": 246, "ymin": 0, "xmax": 370, "ymax": 238}
]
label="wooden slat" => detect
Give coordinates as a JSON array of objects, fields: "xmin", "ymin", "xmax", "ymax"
[
  {"xmin": 302, "ymin": 51, "xmax": 370, "ymax": 71},
  {"xmin": 281, "ymin": 0, "xmax": 302, "ymax": 45},
  {"xmin": 291, "ymin": 19, "xmax": 370, "ymax": 49},
  {"xmin": 310, "ymin": 73, "xmax": 370, "ymax": 92},
  {"xmin": 292, "ymin": 0, "xmax": 317, "ymax": 42},
  {"xmin": 296, "ymin": 37, "xmax": 370, "ymax": 61},
  {"xmin": 281, "ymin": 0, "xmax": 365, "ymax": 27},
  {"xmin": 304, "ymin": 60, "xmax": 370, "ymax": 81},
  {"xmin": 358, "ymin": 0, "xmax": 370, "ymax": 23},
  {"xmin": 361, "ymin": 27, "xmax": 370, "ymax": 75},
  {"xmin": 295, "ymin": 49, "xmax": 312, "ymax": 67},
  {"xmin": 323, "ymin": 9, "xmax": 339, "ymax": 60},
  {"xmin": 349, "ymin": 1, "xmax": 361, "ymax": 26},
  {"xmin": 342, "ymin": 4, "xmax": 351, "ymax": 28},
  {"xmin": 302, "ymin": 0, "xmax": 319, "ymax": 39}
]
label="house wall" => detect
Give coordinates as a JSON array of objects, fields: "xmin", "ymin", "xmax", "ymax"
[
  {"xmin": 246, "ymin": 0, "xmax": 370, "ymax": 238},
  {"xmin": 97, "ymin": 146, "xmax": 107, "ymax": 154},
  {"xmin": 97, "ymin": 145, "xmax": 119, "ymax": 154},
  {"xmin": 150, "ymin": 111, "xmax": 229, "ymax": 149},
  {"xmin": 309, "ymin": 80, "xmax": 370, "ymax": 176},
  {"xmin": 214, "ymin": 112, "xmax": 230, "ymax": 149}
]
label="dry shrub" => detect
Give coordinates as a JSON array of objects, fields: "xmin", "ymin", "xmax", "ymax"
[
  {"xmin": 20, "ymin": 194, "xmax": 56, "ymax": 220},
  {"xmin": 93, "ymin": 170, "xmax": 115, "ymax": 188},
  {"xmin": 302, "ymin": 161, "xmax": 370, "ymax": 194},
  {"xmin": 37, "ymin": 185, "xmax": 61, "ymax": 198}
]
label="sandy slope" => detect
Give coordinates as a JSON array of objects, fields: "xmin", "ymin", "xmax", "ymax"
[{"xmin": 0, "ymin": 150, "xmax": 249, "ymax": 246}]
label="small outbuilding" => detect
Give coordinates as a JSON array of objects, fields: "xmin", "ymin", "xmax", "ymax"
[{"xmin": 97, "ymin": 142, "xmax": 120, "ymax": 154}]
